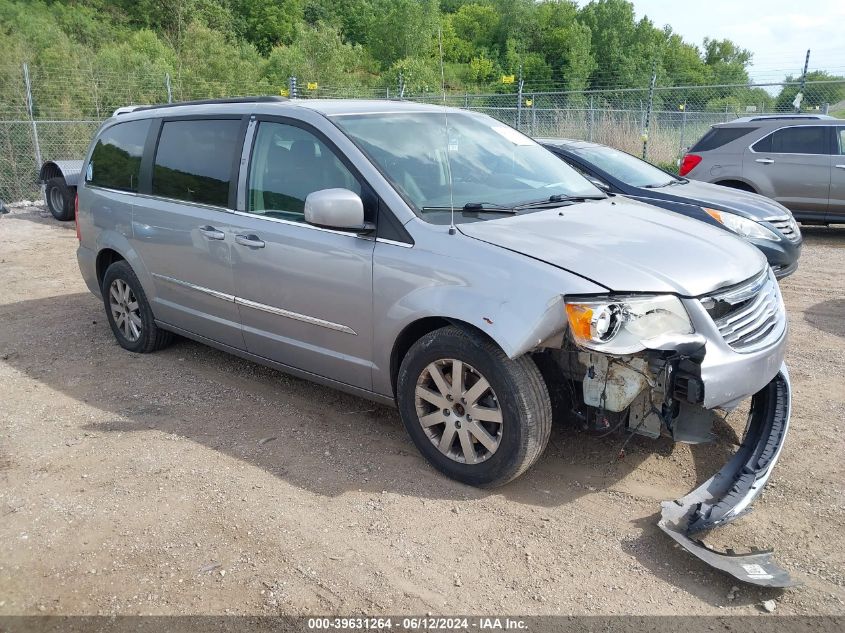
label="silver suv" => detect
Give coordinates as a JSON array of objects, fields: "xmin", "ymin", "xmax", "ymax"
[
  {"xmin": 76, "ymin": 98, "xmax": 794, "ymax": 583},
  {"xmin": 681, "ymin": 114, "xmax": 845, "ymax": 224}
]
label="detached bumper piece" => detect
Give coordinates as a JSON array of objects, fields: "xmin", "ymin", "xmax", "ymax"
[{"xmin": 658, "ymin": 365, "xmax": 799, "ymax": 587}]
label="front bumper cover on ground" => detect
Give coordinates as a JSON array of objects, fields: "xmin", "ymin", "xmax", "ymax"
[{"xmin": 658, "ymin": 364, "xmax": 798, "ymax": 587}]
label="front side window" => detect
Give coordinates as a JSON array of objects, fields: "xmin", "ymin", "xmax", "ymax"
[
  {"xmin": 152, "ymin": 119, "xmax": 242, "ymax": 207},
  {"xmin": 87, "ymin": 120, "xmax": 150, "ymax": 192},
  {"xmin": 332, "ymin": 112, "xmax": 601, "ymax": 224},
  {"xmin": 838, "ymin": 128, "xmax": 845, "ymax": 154},
  {"xmin": 753, "ymin": 126, "xmax": 828, "ymax": 155},
  {"xmin": 247, "ymin": 121, "xmax": 361, "ymax": 221}
]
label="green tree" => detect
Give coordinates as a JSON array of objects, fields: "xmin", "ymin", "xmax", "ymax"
[
  {"xmin": 264, "ymin": 24, "xmax": 376, "ymax": 91},
  {"xmin": 231, "ymin": 0, "xmax": 304, "ymax": 55},
  {"xmin": 775, "ymin": 71, "xmax": 845, "ymax": 111}
]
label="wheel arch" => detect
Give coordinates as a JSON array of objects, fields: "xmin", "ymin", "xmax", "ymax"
[
  {"xmin": 389, "ymin": 317, "xmax": 508, "ymax": 399},
  {"xmin": 96, "ymin": 248, "xmax": 126, "ymax": 289},
  {"xmin": 714, "ymin": 178, "xmax": 757, "ymax": 193},
  {"xmin": 92, "ymin": 233, "xmax": 156, "ymax": 301}
]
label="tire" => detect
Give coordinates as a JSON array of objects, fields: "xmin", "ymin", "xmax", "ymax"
[
  {"xmin": 397, "ymin": 325, "xmax": 552, "ymax": 488},
  {"xmin": 44, "ymin": 177, "xmax": 75, "ymax": 221},
  {"xmin": 101, "ymin": 260, "xmax": 173, "ymax": 353}
]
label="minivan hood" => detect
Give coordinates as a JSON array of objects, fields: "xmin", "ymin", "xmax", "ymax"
[
  {"xmin": 459, "ymin": 198, "xmax": 767, "ymax": 297},
  {"xmin": 645, "ymin": 180, "xmax": 791, "ymax": 220}
]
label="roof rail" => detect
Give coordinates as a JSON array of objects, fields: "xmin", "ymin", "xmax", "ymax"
[
  {"xmin": 748, "ymin": 114, "xmax": 835, "ymax": 122},
  {"xmin": 115, "ymin": 96, "xmax": 287, "ymax": 115}
]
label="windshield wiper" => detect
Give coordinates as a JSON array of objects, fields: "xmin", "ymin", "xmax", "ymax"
[
  {"xmin": 420, "ymin": 202, "xmax": 518, "ymax": 214},
  {"xmin": 514, "ymin": 193, "xmax": 605, "ymax": 210},
  {"xmin": 644, "ymin": 178, "xmax": 685, "ymax": 189}
]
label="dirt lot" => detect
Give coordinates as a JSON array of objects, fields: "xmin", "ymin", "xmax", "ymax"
[{"xmin": 0, "ymin": 203, "xmax": 843, "ymax": 617}]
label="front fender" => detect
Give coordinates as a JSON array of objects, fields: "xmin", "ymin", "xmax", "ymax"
[{"xmin": 371, "ymin": 227, "xmax": 605, "ymax": 397}]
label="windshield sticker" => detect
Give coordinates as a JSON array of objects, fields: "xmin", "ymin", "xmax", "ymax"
[{"xmin": 491, "ymin": 126, "xmax": 534, "ymax": 146}]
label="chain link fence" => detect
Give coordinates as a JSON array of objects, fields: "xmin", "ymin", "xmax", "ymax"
[{"xmin": 2, "ymin": 63, "xmax": 843, "ymax": 202}]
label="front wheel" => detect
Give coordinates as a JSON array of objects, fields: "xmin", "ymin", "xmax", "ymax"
[{"xmin": 397, "ymin": 326, "xmax": 552, "ymax": 488}]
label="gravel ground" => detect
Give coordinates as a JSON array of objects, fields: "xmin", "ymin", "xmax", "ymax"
[{"xmin": 0, "ymin": 203, "xmax": 843, "ymax": 616}]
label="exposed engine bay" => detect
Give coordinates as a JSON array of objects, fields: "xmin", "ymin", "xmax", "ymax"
[{"xmin": 536, "ymin": 339, "xmax": 797, "ymax": 587}]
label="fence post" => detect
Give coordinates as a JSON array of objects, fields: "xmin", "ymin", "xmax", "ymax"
[
  {"xmin": 165, "ymin": 73, "xmax": 173, "ymax": 103},
  {"xmin": 516, "ymin": 66, "xmax": 524, "ymax": 131},
  {"xmin": 23, "ymin": 63, "xmax": 43, "ymax": 172},
  {"xmin": 589, "ymin": 93, "xmax": 594, "ymax": 142},
  {"xmin": 531, "ymin": 93, "xmax": 536, "ymax": 136},
  {"xmin": 679, "ymin": 103, "xmax": 688, "ymax": 158},
  {"xmin": 795, "ymin": 49, "xmax": 810, "ymax": 113},
  {"xmin": 642, "ymin": 62, "xmax": 657, "ymax": 161},
  {"xmin": 398, "ymin": 72, "xmax": 405, "ymax": 100}
]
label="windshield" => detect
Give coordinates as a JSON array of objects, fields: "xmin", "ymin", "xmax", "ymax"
[
  {"xmin": 571, "ymin": 146, "xmax": 679, "ymax": 188},
  {"xmin": 332, "ymin": 111, "xmax": 602, "ymax": 222}
]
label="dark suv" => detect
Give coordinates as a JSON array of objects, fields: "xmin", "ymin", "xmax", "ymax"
[{"xmin": 680, "ymin": 114, "xmax": 845, "ymax": 224}]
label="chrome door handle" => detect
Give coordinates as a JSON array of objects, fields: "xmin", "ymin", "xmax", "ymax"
[
  {"xmin": 755, "ymin": 158, "xmax": 775, "ymax": 164},
  {"xmin": 235, "ymin": 234, "xmax": 265, "ymax": 248},
  {"xmin": 198, "ymin": 225, "xmax": 225, "ymax": 240},
  {"xmin": 835, "ymin": 164, "xmax": 845, "ymax": 170}
]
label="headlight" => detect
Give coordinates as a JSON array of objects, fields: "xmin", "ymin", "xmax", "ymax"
[
  {"xmin": 565, "ymin": 295, "xmax": 693, "ymax": 355},
  {"xmin": 703, "ymin": 208, "xmax": 779, "ymax": 241}
]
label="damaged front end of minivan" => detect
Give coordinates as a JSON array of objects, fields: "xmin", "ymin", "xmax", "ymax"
[{"xmin": 539, "ymin": 268, "xmax": 797, "ymax": 586}]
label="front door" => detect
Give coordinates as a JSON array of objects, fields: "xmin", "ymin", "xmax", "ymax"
[{"xmin": 228, "ymin": 118, "xmax": 375, "ymax": 390}]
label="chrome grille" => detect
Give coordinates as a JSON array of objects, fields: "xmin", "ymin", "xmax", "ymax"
[
  {"xmin": 702, "ymin": 270, "xmax": 786, "ymax": 352},
  {"xmin": 768, "ymin": 216, "xmax": 801, "ymax": 243}
]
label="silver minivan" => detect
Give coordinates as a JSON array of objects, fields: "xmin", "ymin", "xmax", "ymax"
[{"xmin": 76, "ymin": 98, "xmax": 794, "ymax": 583}]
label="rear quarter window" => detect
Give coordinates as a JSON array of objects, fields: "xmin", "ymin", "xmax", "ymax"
[
  {"xmin": 690, "ymin": 127, "xmax": 756, "ymax": 152},
  {"xmin": 86, "ymin": 120, "xmax": 150, "ymax": 192},
  {"xmin": 152, "ymin": 119, "xmax": 242, "ymax": 207}
]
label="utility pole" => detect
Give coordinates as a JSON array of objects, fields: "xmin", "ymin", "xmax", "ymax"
[
  {"xmin": 642, "ymin": 61, "xmax": 657, "ymax": 161},
  {"xmin": 794, "ymin": 49, "xmax": 810, "ymax": 113}
]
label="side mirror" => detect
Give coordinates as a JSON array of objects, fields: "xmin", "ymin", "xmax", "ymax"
[
  {"xmin": 588, "ymin": 177, "xmax": 610, "ymax": 191},
  {"xmin": 304, "ymin": 188, "xmax": 373, "ymax": 233}
]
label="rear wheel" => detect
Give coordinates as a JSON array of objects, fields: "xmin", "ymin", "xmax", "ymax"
[
  {"xmin": 102, "ymin": 260, "xmax": 173, "ymax": 353},
  {"xmin": 397, "ymin": 326, "xmax": 552, "ymax": 488},
  {"xmin": 44, "ymin": 177, "xmax": 74, "ymax": 221}
]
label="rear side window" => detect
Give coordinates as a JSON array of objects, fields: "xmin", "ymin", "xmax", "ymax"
[
  {"xmin": 87, "ymin": 120, "xmax": 150, "ymax": 192},
  {"xmin": 837, "ymin": 128, "xmax": 845, "ymax": 154},
  {"xmin": 690, "ymin": 127, "xmax": 756, "ymax": 152},
  {"xmin": 152, "ymin": 119, "xmax": 242, "ymax": 207},
  {"xmin": 753, "ymin": 126, "xmax": 828, "ymax": 155}
]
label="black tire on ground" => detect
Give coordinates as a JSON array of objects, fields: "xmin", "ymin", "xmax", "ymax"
[
  {"xmin": 44, "ymin": 177, "xmax": 75, "ymax": 221},
  {"xmin": 101, "ymin": 260, "xmax": 174, "ymax": 353},
  {"xmin": 397, "ymin": 325, "xmax": 552, "ymax": 488}
]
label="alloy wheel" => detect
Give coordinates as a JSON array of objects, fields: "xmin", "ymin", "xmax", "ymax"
[
  {"xmin": 109, "ymin": 279, "xmax": 142, "ymax": 342},
  {"xmin": 414, "ymin": 359, "xmax": 503, "ymax": 464}
]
